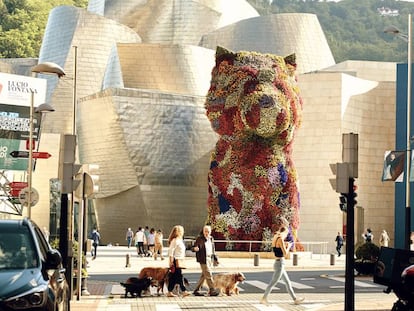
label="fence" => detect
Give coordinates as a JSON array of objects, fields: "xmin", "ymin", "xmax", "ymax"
[{"xmin": 183, "ymin": 238, "xmax": 329, "ymax": 254}]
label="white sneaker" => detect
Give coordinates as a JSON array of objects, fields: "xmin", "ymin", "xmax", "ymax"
[
  {"xmin": 260, "ymin": 297, "xmax": 270, "ymax": 306},
  {"xmin": 294, "ymin": 297, "xmax": 305, "ymax": 305}
]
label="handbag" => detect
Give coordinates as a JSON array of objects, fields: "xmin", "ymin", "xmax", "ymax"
[{"xmin": 169, "ymin": 263, "xmax": 176, "ymax": 273}]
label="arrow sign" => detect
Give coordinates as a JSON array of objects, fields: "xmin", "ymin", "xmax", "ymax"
[
  {"xmin": 33, "ymin": 152, "xmax": 52, "ymax": 159},
  {"xmin": 10, "ymin": 182, "xmax": 28, "ymax": 189},
  {"xmin": 10, "ymin": 151, "xmax": 52, "ymax": 159},
  {"xmin": 10, "ymin": 151, "xmax": 29, "ymax": 158}
]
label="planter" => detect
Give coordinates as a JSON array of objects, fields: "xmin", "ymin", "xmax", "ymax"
[{"xmin": 354, "ymin": 260, "xmax": 376, "ymax": 275}]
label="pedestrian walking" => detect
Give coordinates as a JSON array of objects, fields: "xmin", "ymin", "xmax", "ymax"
[
  {"xmin": 147, "ymin": 228, "xmax": 156, "ymax": 257},
  {"xmin": 379, "ymin": 229, "xmax": 390, "ymax": 247},
  {"xmin": 134, "ymin": 227, "xmax": 145, "ymax": 257},
  {"xmin": 362, "ymin": 228, "xmax": 373, "ymax": 243},
  {"xmin": 154, "ymin": 229, "xmax": 164, "ymax": 260},
  {"xmin": 125, "ymin": 228, "xmax": 134, "ymax": 248},
  {"xmin": 91, "ymin": 228, "xmax": 101, "ymax": 260},
  {"xmin": 143, "ymin": 226, "xmax": 150, "ymax": 253},
  {"xmin": 260, "ymin": 223, "xmax": 304, "ymax": 306},
  {"xmin": 335, "ymin": 232, "xmax": 344, "ymax": 257},
  {"xmin": 192, "ymin": 225, "xmax": 219, "ymax": 296},
  {"xmin": 167, "ymin": 225, "xmax": 191, "ymax": 297}
]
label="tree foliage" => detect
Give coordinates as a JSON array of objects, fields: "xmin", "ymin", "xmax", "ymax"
[
  {"xmin": 0, "ymin": 0, "xmax": 87, "ymax": 58},
  {"xmin": 248, "ymin": 0, "xmax": 413, "ymax": 63},
  {"xmin": 0, "ymin": 0, "xmax": 412, "ymax": 62}
]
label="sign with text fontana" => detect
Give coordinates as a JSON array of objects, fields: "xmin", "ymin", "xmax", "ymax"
[{"xmin": 0, "ymin": 73, "xmax": 47, "ymax": 170}]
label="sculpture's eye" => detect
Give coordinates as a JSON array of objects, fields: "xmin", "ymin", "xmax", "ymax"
[
  {"xmin": 259, "ymin": 95, "xmax": 275, "ymax": 108},
  {"xmin": 244, "ymin": 80, "xmax": 258, "ymax": 95}
]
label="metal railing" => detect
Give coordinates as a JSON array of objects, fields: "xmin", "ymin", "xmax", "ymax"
[{"xmin": 182, "ymin": 238, "xmax": 329, "ymax": 254}]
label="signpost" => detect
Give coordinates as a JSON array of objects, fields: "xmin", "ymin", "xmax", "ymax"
[{"xmin": 10, "ymin": 151, "xmax": 52, "ymax": 159}]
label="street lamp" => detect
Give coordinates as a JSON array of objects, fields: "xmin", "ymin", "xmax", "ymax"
[
  {"xmin": 384, "ymin": 13, "xmax": 412, "ymax": 250},
  {"xmin": 26, "ymin": 94, "xmax": 55, "ymax": 219},
  {"xmin": 26, "ymin": 62, "xmax": 65, "ymax": 219}
]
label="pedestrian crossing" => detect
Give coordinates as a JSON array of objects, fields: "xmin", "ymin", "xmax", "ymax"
[
  {"xmin": 104, "ymin": 275, "xmax": 383, "ymax": 311},
  {"xmin": 239, "ymin": 275, "xmax": 380, "ymax": 292},
  {"xmin": 112, "ymin": 274, "xmax": 380, "ymax": 298}
]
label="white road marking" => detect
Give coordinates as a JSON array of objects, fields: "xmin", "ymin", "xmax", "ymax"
[
  {"xmin": 327, "ymin": 276, "xmax": 378, "ymax": 288},
  {"xmin": 156, "ymin": 304, "xmax": 181, "ymax": 311}
]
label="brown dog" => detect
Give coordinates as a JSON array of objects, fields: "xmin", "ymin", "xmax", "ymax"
[
  {"xmin": 213, "ymin": 272, "xmax": 246, "ymax": 296},
  {"xmin": 138, "ymin": 267, "xmax": 170, "ymax": 295}
]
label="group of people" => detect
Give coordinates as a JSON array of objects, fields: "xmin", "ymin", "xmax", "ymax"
[
  {"xmin": 127, "ymin": 226, "xmax": 164, "ymax": 260},
  {"xmin": 335, "ymin": 228, "xmax": 391, "ymax": 257},
  {"xmin": 361, "ymin": 228, "xmax": 390, "ymax": 247},
  {"xmin": 160, "ymin": 221, "xmax": 304, "ymax": 305}
]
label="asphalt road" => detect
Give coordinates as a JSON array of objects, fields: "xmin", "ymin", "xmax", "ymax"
[{"xmin": 89, "ymin": 269, "xmax": 388, "ymax": 294}]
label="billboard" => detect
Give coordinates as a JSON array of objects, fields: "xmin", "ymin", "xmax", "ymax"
[
  {"xmin": 382, "ymin": 150, "xmax": 405, "ymax": 182},
  {"xmin": 0, "ymin": 72, "xmax": 47, "ymax": 171}
]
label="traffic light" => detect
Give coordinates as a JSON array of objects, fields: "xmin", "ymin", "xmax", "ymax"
[
  {"xmin": 339, "ymin": 194, "xmax": 347, "ymax": 212},
  {"xmin": 329, "ymin": 162, "xmax": 349, "ymax": 193},
  {"xmin": 58, "ymin": 134, "xmax": 81, "ymax": 193},
  {"xmin": 350, "ymin": 181, "xmax": 358, "ymax": 205}
]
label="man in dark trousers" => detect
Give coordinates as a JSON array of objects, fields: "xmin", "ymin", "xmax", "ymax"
[
  {"xmin": 335, "ymin": 232, "xmax": 344, "ymax": 257},
  {"xmin": 91, "ymin": 228, "xmax": 101, "ymax": 259},
  {"xmin": 192, "ymin": 225, "xmax": 219, "ymax": 296}
]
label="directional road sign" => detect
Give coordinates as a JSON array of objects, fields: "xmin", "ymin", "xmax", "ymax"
[
  {"xmin": 19, "ymin": 187, "xmax": 39, "ymax": 207},
  {"xmin": 10, "ymin": 182, "xmax": 29, "ymax": 197},
  {"xmin": 10, "ymin": 151, "xmax": 52, "ymax": 159},
  {"xmin": 10, "ymin": 181, "xmax": 28, "ymax": 189}
]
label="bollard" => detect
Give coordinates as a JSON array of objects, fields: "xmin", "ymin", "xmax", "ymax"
[
  {"xmin": 254, "ymin": 253, "xmax": 259, "ymax": 266},
  {"xmin": 330, "ymin": 253, "xmax": 335, "ymax": 266},
  {"xmin": 125, "ymin": 253, "xmax": 131, "ymax": 267},
  {"xmin": 293, "ymin": 253, "xmax": 298, "ymax": 266}
]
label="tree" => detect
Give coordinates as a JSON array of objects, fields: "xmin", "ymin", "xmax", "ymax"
[{"xmin": 0, "ymin": 0, "xmax": 87, "ymax": 58}]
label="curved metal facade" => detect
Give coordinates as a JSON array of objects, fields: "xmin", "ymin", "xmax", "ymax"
[
  {"xmin": 199, "ymin": 13, "xmax": 336, "ymax": 74},
  {"xmin": 25, "ymin": 1, "xmax": 350, "ymax": 244}
]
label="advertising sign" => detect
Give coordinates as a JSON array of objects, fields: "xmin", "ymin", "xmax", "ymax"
[
  {"xmin": 0, "ymin": 73, "xmax": 47, "ymax": 171},
  {"xmin": 0, "ymin": 138, "xmax": 31, "ymax": 170},
  {"xmin": 382, "ymin": 150, "xmax": 405, "ymax": 182}
]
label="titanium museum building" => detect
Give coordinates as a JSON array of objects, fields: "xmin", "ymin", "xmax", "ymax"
[{"xmin": 0, "ymin": 0, "xmax": 403, "ymax": 251}]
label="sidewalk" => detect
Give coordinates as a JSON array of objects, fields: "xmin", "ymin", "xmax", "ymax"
[{"xmin": 69, "ymin": 245, "xmax": 397, "ymax": 311}]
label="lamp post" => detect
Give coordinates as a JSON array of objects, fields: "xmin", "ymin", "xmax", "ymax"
[
  {"xmin": 384, "ymin": 13, "xmax": 412, "ymax": 250},
  {"xmin": 27, "ymin": 62, "xmax": 64, "ymax": 218},
  {"xmin": 26, "ymin": 93, "xmax": 55, "ymax": 219},
  {"xmin": 34, "ymin": 48, "xmax": 78, "ymax": 299}
]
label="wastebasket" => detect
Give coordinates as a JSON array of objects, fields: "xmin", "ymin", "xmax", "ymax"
[
  {"xmin": 293, "ymin": 253, "xmax": 298, "ymax": 266},
  {"xmin": 330, "ymin": 253, "xmax": 335, "ymax": 266},
  {"xmin": 254, "ymin": 253, "xmax": 259, "ymax": 266}
]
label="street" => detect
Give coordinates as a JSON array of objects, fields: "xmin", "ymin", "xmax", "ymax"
[{"xmin": 68, "ymin": 245, "xmax": 398, "ymax": 311}]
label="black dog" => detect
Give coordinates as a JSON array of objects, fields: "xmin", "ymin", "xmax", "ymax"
[{"xmin": 120, "ymin": 277, "xmax": 153, "ymax": 298}]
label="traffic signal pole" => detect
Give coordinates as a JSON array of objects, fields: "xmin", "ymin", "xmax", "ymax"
[
  {"xmin": 345, "ymin": 178, "xmax": 356, "ymax": 311},
  {"xmin": 330, "ymin": 133, "xmax": 358, "ymax": 311}
]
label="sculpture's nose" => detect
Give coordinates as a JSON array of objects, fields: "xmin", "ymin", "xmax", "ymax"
[{"xmin": 259, "ymin": 95, "xmax": 275, "ymax": 108}]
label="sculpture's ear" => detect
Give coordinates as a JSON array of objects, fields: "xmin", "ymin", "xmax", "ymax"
[
  {"xmin": 284, "ymin": 54, "xmax": 296, "ymax": 67},
  {"xmin": 216, "ymin": 46, "xmax": 236, "ymax": 64}
]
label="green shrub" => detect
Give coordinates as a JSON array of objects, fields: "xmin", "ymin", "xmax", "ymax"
[{"xmin": 355, "ymin": 242, "xmax": 380, "ymax": 261}]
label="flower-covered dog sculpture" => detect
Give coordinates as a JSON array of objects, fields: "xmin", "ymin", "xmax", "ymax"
[{"xmin": 205, "ymin": 47, "xmax": 303, "ymax": 250}]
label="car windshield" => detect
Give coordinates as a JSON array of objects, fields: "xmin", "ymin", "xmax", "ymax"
[{"xmin": 0, "ymin": 226, "xmax": 39, "ymax": 270}]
